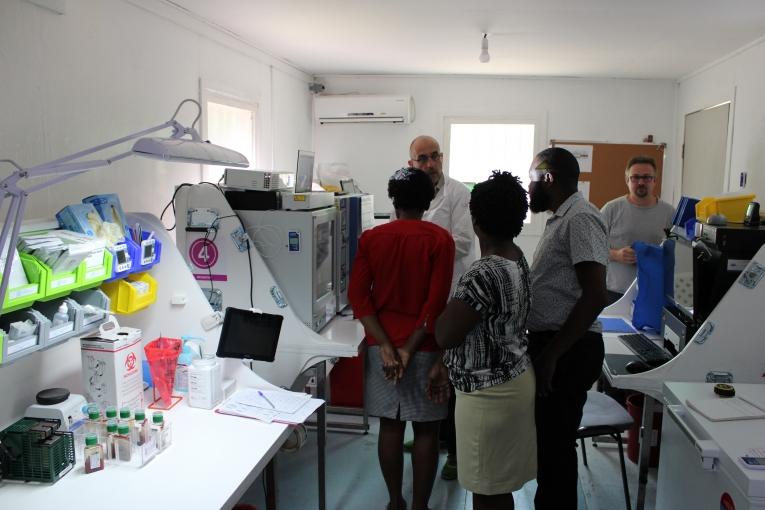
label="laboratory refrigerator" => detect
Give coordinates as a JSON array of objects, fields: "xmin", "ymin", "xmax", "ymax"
[{"xmin": 656, "ymin": 382, "xmax": 765, "ymax": 509}]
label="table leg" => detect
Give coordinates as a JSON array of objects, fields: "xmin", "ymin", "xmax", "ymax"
[
  {"xmin": 265, "ymin": 457, "xmax": 277, "ymax": 510},
  {"xmin": 316, "ymin": 360, "xmax": 327, "ymax": 510},
  {"xmin": 635, "ymin": 395, "xmax": 656, "ymax": 510}
]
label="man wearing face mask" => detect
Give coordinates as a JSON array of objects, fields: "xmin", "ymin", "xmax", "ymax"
[
  {"xmin": 600, "ymin": 156, "xmax": 675, "ymax": 304},
  {"xmin": 526, "ymin": 147, "xmax": 609, "ymax": 510}
]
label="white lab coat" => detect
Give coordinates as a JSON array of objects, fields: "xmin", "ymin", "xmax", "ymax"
[{"xmin": 423, "ymin": 176, "xmax": 477, "ymax": 293}]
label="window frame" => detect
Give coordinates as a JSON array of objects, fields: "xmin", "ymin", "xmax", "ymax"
[
  {"xmin": 443, "ymin": 115, "xmax": 548, "ymax": 236},
  {"xmin": 200, "ymin": 84, "xmax": 260, "ymax": 181}
]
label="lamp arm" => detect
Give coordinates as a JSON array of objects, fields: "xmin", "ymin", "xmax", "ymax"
[
  {"xmin": 0, "ymin": 193, "xmax": 28, "ymax": 314},
  {"xmin": 25, "ymin": 120, "xmax": 178, "ymax": 174}
]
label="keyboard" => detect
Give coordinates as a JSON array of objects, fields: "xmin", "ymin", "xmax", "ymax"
[{"xmin": 618, "ymin": 333, "xmax": 672, "ymax": 366}]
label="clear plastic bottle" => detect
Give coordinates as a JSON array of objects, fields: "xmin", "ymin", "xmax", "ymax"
[
  {"xmin": 84, "ymin": 433, "xmax": 104, "ymax": 473},
  {"xmin": 52, "ymin": 302, "xmax": 69, "ymax": 326},
  {"xmin": 85, "ymin": 407, "xmax": 102, "ymax": 439},
  {"xmin": 151, "ymin": 412, "xmax": 171, "ymax": 451},
  {"xmin": 133, "ymin": 409, "xmax": 149, "ymax": 446},
  {"xmin": 115, "ymin": 423, "xmax": 132, "ymax": 462},
  {"xmin": 105, "ymin": 420, "xmax": 118, "ymax": 461}
]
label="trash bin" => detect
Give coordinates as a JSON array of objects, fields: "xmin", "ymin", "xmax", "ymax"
[
  {"xmin": 329, "ymin": 356, "xmax": 364, "ymax": 408},
  {"xmin": 626, "ymin": 392, "xmax": 662, "ymax": 467}
]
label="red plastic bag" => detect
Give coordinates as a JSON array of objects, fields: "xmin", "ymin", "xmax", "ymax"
[{"xmin": 144, "ymin": 337, "xmax": 182, "ymax": 407}]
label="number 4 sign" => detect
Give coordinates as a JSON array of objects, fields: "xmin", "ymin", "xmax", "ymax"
[{"xmin": 189, "ymin": 238, "xmax": 219, "ymax": 269}]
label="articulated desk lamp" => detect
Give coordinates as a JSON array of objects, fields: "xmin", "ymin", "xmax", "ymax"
[{"xmin": 0, "ymin": 98, "xmax": 249, "ymax": 311}]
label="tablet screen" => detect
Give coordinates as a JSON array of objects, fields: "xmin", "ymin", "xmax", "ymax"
[{"xmin": 216, "ymin": 307, "xmax": 283, "ymax": 362}]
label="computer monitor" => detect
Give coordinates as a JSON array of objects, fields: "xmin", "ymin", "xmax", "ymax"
[
  {"xmin": 216, "ymin": 307, "xmax": 283, "ymax": 362},
  {"xmin": 294, "ymin": 150, "xmax": 315, "ymax": 193}
]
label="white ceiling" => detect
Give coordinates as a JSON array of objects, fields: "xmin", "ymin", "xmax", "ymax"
[{"xmin": 169, "ymin": 0, "xmax": 765, "ymax": 79}]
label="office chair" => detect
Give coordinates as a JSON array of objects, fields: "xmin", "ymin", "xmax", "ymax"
[{"xmin": 578, "ymin": 390, "xmax": 634, "ymax": 510}]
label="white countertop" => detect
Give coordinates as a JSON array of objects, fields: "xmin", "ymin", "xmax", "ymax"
[
  {"xmin": 0, "ymin": 399, "xmax": 290, "ymax": 509},
  {"xmin": 663, "ymin": 382, "xmax": 765, "ymax": 499}
]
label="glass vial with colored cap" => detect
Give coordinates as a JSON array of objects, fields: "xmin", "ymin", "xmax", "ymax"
[
  {"xmin": 133, "ymin": 409, "xmax": 149, "ymax": 446},
  {"xmin": 119, "ymin": 407, "xmax": 133, "ymax": 429},
  {"xmin": 86, "ymin": 407, "xmax": 102, "ymax": 439},
  {"xmin": 84, "ymin": 433, "xmax": 104, "ymax": 473},
  {"xmin": 105, "ymin": 420, "xmax": 118, "ymax": 461},
  {"xmin": 151, "ymin": 412, "xmax": 171, "ymax": 451},
  {"xmin": 116, "ymin": 423, "xmax": 132, "ymax": 462}
]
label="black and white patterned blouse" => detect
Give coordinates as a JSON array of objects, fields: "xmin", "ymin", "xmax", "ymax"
[{"xmin": 443, "ymin": 255, "xmax": 532, "ymax": 393}]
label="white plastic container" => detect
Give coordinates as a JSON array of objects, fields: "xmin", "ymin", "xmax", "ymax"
[
  {"xmin": 52, "ymin": 302, "xmax": 69, "ymax": 326},
  {"xmin": 187, "ymin": 356, "xmax": 223, "ymax": 409}
]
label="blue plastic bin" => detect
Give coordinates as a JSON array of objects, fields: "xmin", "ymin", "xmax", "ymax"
[{"xmin": 128, "ymin": 228, "xmax": 162, "ymax": 272}]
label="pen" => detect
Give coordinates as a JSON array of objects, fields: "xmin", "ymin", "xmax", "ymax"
[{"xmin": 258, "ymin": 390, "xmax": 275, "ymax": 409}]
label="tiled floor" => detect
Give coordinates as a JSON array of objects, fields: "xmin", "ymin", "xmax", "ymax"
[{"xmin": 237, "ymin": 415, "xmax": 655, "ymax": 510}]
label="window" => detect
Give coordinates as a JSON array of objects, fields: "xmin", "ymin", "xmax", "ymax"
[
  {"xmin": 445, "ymin": 120, "xmax": 537, "ymax": 224},
  {"xmin": 202, "ymin": 93, "xmax": 257, "ymax": 183}
]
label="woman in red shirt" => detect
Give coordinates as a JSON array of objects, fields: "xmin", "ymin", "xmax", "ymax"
[{"xmin": 349, "ymin": 168, "xmax": 455, "ymax": 510}]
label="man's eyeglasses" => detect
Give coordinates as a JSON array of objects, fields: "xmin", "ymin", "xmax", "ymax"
[
  {"xmin": 629, "ymin": 174, "xmax": 655, "ymax": 183},
  {"xmin": 529, "ymin": 169, "xmax": 551, "ymax": 182},
  {"xmin": 414, "ymin": 151, "xmax": 442, "ymax": 164}
]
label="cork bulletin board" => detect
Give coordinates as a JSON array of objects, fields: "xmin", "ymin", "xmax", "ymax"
[{"xmin": 551, "ymin": 141, "xmax": 665, "ymax": 209}]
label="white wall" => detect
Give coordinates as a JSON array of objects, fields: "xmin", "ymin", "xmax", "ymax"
[
  {"xmin": 0, "ymin": 0, "xmax": 312, "ymax": 427},
  {"xmin": 314, "ymin": 75, "xmax": 677, "ymax": 257},
  {"xmin": 675, "ymin": 37, "xmax": 765, "ymax": 199},
  {"xmin": 0, "ymin": 0, "xmax": 313, "ymax": 222}
]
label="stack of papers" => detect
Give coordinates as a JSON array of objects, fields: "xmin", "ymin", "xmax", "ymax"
[
  {"xmin": 217, "ymin": 387, "xmax": 323, "ymax": 424},
  {"xmin": 18, "ymin": 230, "xmax": 105, "ymax": 273}
]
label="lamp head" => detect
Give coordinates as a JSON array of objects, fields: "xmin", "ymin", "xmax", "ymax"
[{"xmin": 131, "ymin": 100, "xmax": 249, "ymax": 167}]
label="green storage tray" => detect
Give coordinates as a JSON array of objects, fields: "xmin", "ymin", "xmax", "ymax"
[
  {"xmin": 1, "ymin": 255, "xmax": 46, "ymax": 313},
  {"xmin": 20, "ymin": 253, "xmax": 79, "ymax": 301},
  {"xmin": 1, "ymin": 418, "xmax": 75, "ymax": 483},
  {"xmin": 75, "ymin": 249, "xmax": 113, "ymax": 291}
]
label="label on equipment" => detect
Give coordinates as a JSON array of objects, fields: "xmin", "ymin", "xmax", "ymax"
[{"xmin": 738, "ymin": 261, "xmax": 765, "ymax": 289}]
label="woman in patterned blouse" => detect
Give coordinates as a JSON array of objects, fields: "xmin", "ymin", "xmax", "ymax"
[{"xmin": 436, "ymin": 171, "xmax": 536, "ymax": 510}]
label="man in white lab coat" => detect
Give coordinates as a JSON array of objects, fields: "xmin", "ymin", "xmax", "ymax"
[
  {"xmin": 408, "ymin": 135, "xmax": 476, "ymax": 293},
  {"xmin": 407, "ymin": 135, "xmax": 476, "ymax": 481}
]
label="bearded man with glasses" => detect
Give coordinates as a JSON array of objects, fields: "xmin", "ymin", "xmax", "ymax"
[{"xmin": 600, "ymin": 155, "xmax": 675, "ymax": 304}]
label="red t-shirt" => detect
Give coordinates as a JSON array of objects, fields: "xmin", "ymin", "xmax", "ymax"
[{"xmin": 348, "ymin": 219, "xmax": 455, "ymax": 351}]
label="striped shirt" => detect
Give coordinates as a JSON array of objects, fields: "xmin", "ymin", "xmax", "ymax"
[{"xmin": 443, "ymin": 255, "xmax": 532, "ymax": 393}]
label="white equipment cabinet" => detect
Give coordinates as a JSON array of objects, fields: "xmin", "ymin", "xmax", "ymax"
[{"xmin": 657, "ymin": 382, "xmax": 765, "ymax": 510}]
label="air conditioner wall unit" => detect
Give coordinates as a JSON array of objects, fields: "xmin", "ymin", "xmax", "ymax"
[{"xmin": 315, "ymin": 95, "xmax": 414, "ymax": 124}]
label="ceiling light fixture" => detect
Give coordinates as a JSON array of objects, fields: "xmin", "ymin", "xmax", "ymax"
[{"xmin": 479, "ymin": 33, "xmax": 490, "ymax": 63}]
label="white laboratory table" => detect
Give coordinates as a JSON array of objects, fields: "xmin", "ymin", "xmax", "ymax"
[{"xmin": 0, "ymin": 399, "xmax": 291, "ymax": 510}]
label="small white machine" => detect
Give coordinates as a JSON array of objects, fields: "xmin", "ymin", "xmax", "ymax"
[
  {"xmin": 25, "ymin": 390, "xmax": 87, "ymax": 432},
  {"xmin": 223, "ymin": 168, "xmax": 293, "ymax": 191},
  {"xmin": 280, "ymin": 191, "xmax": 335, "ymax": 211}
]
